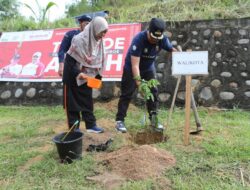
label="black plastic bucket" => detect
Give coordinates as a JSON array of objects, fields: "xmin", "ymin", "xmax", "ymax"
[{"xmin": 52, "ymin": 131, "xmax": 83, "ymax": 164}]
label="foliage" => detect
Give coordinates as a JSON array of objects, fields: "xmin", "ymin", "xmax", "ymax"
[
  {"xmin": 66, "ymin": 0, "xmax": 93, "ymax": 18},
  {"xmin": 1, "ymin": 17, "xmax": 38, "ymax": 31},
  {"xmin": 23, "ymin": 0, "xmax": 57, "ymax": 23},
  {"xmin": 0, "ymin": 0, "xmax": 20, "ymax": 21},
  {"xmin": 138, "ymin": 78, "xmax": 160, "ymax": 101},
  {"xmin": 52, "ymin": 17, "xmax": 76, "ymax": 29},
  {"xmin": 1, "ymin": 0, "xmax": 250, "ymax": 32},
  {"xmin": 0, "ymin": 16, "xmax": 76, "ymax": 32},
  {"xmin": 92, "ymin": 0, "xmax": 250, "ymax": 23}
]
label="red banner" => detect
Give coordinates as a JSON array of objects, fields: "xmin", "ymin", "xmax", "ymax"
[{"xmin": 0, "ymin": 23, "xmax": 141, "ymax": 82}]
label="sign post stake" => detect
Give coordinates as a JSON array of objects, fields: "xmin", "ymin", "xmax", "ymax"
[
  {"xmin": 184, "ymin": 75, "xmax": 192, "ymax": 145},
  {"xmin": 172, "ymin": 50, "xmax": 208, "ymax": 145}
]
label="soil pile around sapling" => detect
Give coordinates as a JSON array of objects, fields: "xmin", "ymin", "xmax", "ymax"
[{"xmin": 97, "ymin": 144, "xmax": 176, "ymax": 180}]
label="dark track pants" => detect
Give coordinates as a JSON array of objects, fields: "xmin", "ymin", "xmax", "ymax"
[
  {"xmin": 115, "ymin": 69, "xmax": 158, "ymax": 122},
  {"xmin": 64, "ymin": 84, "xmax": 96, "ymax": 130}
]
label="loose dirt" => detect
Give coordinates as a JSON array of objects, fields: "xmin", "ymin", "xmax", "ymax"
[
  {"xmin": 18, "ymin": 155, "xmax": 43, "ymax": 172},
  {"xmin": 18, "ymin": 99, "xmax": 176, "ymax": 189},
  {"xmin": 82, "ymin": 116, "xmax": 175, "ymax": 189},
  {"xmin": 131, "ymin": 129, "xmax": 168, "ymax": 145},
  {"xmin": 96, "ymin": 145, "xmax": 176, "ymax": 180}
]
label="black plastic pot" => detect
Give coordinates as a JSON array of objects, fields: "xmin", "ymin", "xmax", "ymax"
[{"xmin": 52, "ymin": 131, "xmax": 83, "ymax": 164}]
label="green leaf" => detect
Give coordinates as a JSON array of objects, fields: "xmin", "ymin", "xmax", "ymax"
[
  {"xmin": 23, "ymin": 3, "xmax": 38, "ymax": 20},
  {"xmin": 138, "ymin": 79, "xmax": 160, "ymax": 101},
  {"xmin": 42, "ymin": 2, "xmax": 57, "ymax": 21}
]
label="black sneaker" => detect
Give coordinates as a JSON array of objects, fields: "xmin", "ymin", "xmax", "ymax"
[{"xmin": 115, "ymin": 121, "xmax": 127, "ymax": 133}]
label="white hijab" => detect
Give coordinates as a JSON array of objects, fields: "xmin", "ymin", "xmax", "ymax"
[{"xmin": 68, "ymin": 16, "xmax": 108, "ymax": 70}]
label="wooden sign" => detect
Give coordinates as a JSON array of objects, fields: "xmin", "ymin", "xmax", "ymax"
[{"xmin": 172, "ymin": 51, "xmax": 208, "ymax": 75}]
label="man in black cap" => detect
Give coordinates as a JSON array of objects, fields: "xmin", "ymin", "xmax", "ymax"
[
  {"xmin": 57, "ymin": 15, "xmax": 92, "ymax": 76},
  {"xmin": 115, "ymin": 18, "xmax": 177, "ymax": 133}
]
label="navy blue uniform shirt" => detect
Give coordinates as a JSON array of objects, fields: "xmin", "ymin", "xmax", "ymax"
[
  {"xmin": 124, "ymin": 30, "xmax": 173, "ymax": 73},
  {"xmin": 58, "ymin": 29, "xmax": 81, "ymax": 63}
]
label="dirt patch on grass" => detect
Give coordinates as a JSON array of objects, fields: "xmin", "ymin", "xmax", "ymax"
[
  {"xmin": 95, "ymin": 98, "xmax": 139, "ymax": 112},
  {"xmin": 18, "ymin": 142, "xmax": 52, "ymax": 172},
  {"xmin": 97, "ymin": 145, "xmax": 176, "ymax": 180},
  {"xmin": 81, "ymin": 118, "xmax": 176, "ymax": 188},
  {"xmin": 192, "ymin": 134, "xmax": 205, "ymax": 144},
  {"xmin": 17, "ymin": 120, "xmax": 66, "ymax": 172},
  {"xmin": 0, "ymin": 135, "xmax": 12, "ymax": 143},
  {"xmin": 18, "ymin": 155, "xmax": 43, "ymax": 172},
  {"xmin": 234, "ymin": 164, "xmax": 250, "ymax": 188},
  {"xmin": 131, "ymin": 129, "xmax": 168, "ymax": 144},
  {"xmin": 21, "ymin": 113, "xmax": 176, "ymax": 188},
  {"xmin": 52, "ymin": 120, "xmax": 68, "ymax": 134},
  {"xmin": 82, "ymin": 117, "xmax": 132, "ymax": 151},
  {"xmin": 86, "ymin": 172, "xmax": 126, "ymax": 189}
]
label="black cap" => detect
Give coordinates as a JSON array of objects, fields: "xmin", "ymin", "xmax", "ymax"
[
  {"xmin": 76, "ymin": 14, "xmax": 92, "ymax": 22},
  {"xmin": 149, "ymin": 18, "xmax": 166, "ymax": 40}
]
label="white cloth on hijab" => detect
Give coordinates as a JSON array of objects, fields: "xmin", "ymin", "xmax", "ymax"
[{"xmin": 67, "ymin": 16, "xmax": 108, "ymax": 86}]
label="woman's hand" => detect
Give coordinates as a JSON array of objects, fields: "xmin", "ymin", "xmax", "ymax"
[
  {"xmin": 58, "ymin": 62, "xmax": 64, "ymax": 77},
  {"xmin": 77, "ymin": 72, "xmax": 88, "ymax": 80}
]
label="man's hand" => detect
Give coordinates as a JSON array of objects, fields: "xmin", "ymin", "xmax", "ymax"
[
  {"xmin": 134, "ymin": 76, "xmax": 143, "ymax": 97},
  {"xmin": 133, "ymin": 75, "xmax": 141, "ymax": 87},
  {"xmin": 135, "ymin": 79, "xmax": 141, "ymax": 87},
  {"xmin": 58, "ymin": 62, "xmax": 64, "ymax": 77}
]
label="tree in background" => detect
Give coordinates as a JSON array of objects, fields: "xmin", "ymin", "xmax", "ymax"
[
  {"xmin": 23, "ymin": 0, "xmax": 57, "ymax": 23},
  {"xmin": 66, "ymin": 0, "xmax": 92, "ymax": 18},
  {"xmin": 1, "ymin": 0, "xmax": 250, "ymax": 32},
  {"xmin": 0, "ymin": 0, "xmax": 74, "ymax": 32},
  {"xmin": 0, "ymin": 0, "xmax": 20, "ymax": 21}
]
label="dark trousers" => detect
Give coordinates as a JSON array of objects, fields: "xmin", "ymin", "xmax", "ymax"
[
  {"xmin": 64, "ymin": 84, "xmax": 96, "ymax": 130},
  {"xmin": 116, "ymin": 69, "xmax": 158, "ymax": 122}
]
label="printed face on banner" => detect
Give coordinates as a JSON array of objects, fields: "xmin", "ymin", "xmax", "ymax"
[{"xmin": 0, "ymin": 23, "xmax": 141, "ymax": 82}]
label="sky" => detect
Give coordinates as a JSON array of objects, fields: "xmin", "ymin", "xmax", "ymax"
[{"xmin": 18, "ymin": 0, "xmax": 75, "ymax": 22}]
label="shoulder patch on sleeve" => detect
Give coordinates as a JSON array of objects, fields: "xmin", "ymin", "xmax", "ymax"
[{"xmin": 132, "ymin": 45, "xmax": 137, "ymax": 51}]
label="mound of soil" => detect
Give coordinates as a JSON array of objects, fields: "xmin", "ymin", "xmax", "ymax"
[{"xmin": 97, "ymin": 145, "xmax": 176, "ymax": 180}]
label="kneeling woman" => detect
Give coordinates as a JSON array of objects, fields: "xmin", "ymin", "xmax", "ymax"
[{"xmin": 63, "ymin": 16, "xmax": 108, "ymax": 133}]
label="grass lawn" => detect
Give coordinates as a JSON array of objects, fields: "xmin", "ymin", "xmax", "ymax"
[{"xmin": 0, "ymin": 101, "xmax": 249, "ymax": 190}]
